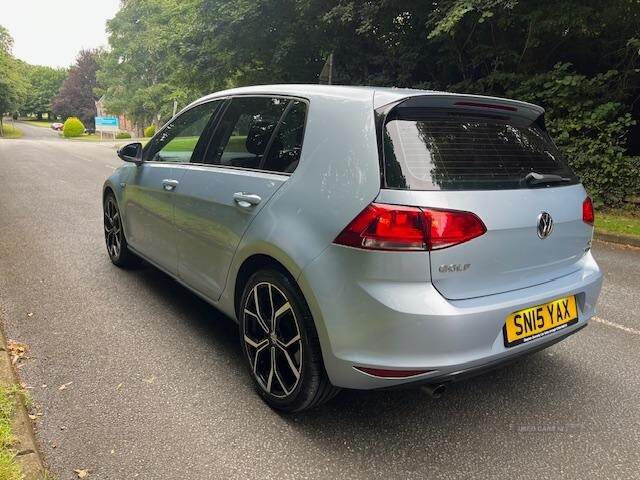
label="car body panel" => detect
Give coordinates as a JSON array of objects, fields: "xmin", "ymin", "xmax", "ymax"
[
  {"xmin": 120, "ymin": 162, "xmax": 186, "ymax": 274},
  {"xmin": 299, "ymin": 245, "xmax": 601, "ymax": 388},
  {"xmin": 174, "ymin": 164, "xmax": 288, "ymax": 300},
  {"xmin": 216, "ymin": 87, "xmax": 381, "ymax": 314}
]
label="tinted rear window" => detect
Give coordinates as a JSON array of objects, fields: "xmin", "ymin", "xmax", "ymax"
[{"xmin": 383, "ymin": 110, "xmax": 578, "ymax": 190}]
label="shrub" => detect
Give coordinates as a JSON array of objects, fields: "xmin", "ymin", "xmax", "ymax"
[
  {"xmin": 116, "ymin": 131, "xmax": 132, "ymax": 139},
  {"xmin": 143, "ymin": 125, "xmax": 156, "ymax": 137},
  {"xmin": 62, "ymin": 117, "xmax": 85, "ymax": 137}
]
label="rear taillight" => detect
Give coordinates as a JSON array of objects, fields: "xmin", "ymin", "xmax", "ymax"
[
  {"xmin": 427, "ymin": 208, "xmax": 487, "ymax": 249},
  {"xmin": 334, "ymin": 202, "xmax": 486, "ymax": 251},
  {"xmin": 582, "ymin": 197, "xmax": 595, "ymax": 225}
]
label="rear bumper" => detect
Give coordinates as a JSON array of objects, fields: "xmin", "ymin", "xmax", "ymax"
[
  {"xmin": 299, "ymin": 248, "xmax": 603, "ymax": 390},
  {"xmin": 412, "ymin": 323, "xmax": 587, "ymax": 387}
]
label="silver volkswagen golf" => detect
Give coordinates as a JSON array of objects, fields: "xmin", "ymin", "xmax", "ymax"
[{"xmin": 103, "ymin": 85, "xmax": 603, "ymax": 411}]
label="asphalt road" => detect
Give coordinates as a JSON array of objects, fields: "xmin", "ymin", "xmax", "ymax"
[
  {"xmin": 0, "ymin": 137, "xmax": 639, "ymax": 480},
  {"xmin": 14, "ymin": 120, "xmax": 62, "ymax": 139}
]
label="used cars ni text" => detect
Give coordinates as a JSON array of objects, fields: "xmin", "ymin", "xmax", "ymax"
[{"xmin": 103, "ymin": 85, "xmax": 603, "ymax": 412}]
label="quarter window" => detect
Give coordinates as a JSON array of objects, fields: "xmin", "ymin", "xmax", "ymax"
[{"xmin": 144, "ymin": 101, "xmax": 220, "ymax": 163}]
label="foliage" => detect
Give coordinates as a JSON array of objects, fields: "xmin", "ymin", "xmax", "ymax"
[
  {"xmin": 19, "ymin": 64, "xmax": 67, "ymax": 119},
  {"xmin": 52, "ymin": 50, "xmax": 100, "ymax": 128},
  {"xmin": 0, "ymin": 26, "xmax": 27, "ymax": 127},
  {"xmin": 62, "ymin": 117, "xmax": 85, "ymax": 137},
  {"xmin": 143, "ymin": 125, "xmax": 156, "ymax": 137},
  {"xmin": 116, "ymin": 131, "xmax": 132, "ymax": 139},
  {"xmin": 97, "ymin": 0, "xmax": 201, "ymax": 128},
  {"xmin": 98, "ymin": 0, "xmax": 640, "ymax": 206}
]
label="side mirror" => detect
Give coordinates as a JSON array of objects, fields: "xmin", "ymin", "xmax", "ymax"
[{"xmin": 117, "ymin": 142, "xmax": 143, "ymax": 164}]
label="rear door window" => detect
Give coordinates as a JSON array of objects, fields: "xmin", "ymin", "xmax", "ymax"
[
  {"xmin": 383, "ymin": 109, "xmax": 578, "ymax": 190},
  {"xmin": 203, "ymin": 97, "xmax": 289, "ymax": 169}
]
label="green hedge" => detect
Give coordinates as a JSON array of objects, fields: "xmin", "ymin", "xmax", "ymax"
[
  {"xmin": 116, "ymin": 131, "xmax": 132, "ymax": 139},
  {"xmin": 62, "ymin": 117, "xmax": 85, "ymax": 138}
]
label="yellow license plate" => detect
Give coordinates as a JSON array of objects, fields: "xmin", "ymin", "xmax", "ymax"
[{"xmin": 503, "ymin": 296, "xmax": 578, "ymax": 347}]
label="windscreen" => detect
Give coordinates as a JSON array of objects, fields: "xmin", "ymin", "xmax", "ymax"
[{"xmin": 382, "ymin": 109, "xmax": 579, "ymax": 190}]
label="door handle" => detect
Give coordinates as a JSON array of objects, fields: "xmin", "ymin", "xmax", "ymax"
[
  {"xmin": 233, "ymin": 192, "xmax": 262, "ymax": 208},
  {"xmin": 162, "ymin": 179, "xmax": 179, "ymax": 191}
]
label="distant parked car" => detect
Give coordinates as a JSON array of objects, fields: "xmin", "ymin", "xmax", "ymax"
[
  {"xmin": 51, "ymin": 122, "xmax": 63, "ymax": 131},
  {"xmin": 103, "ymin": 85, "xmax": 603, "ymax": 412},
  {"xmin": 85, "ymin": 128, "xmax": 95, "ymax": 134}
]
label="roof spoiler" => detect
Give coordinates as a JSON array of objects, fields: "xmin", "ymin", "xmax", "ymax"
[{"xmin": 374, "ymin": 92, "xmax": 544, "ymax": 123}]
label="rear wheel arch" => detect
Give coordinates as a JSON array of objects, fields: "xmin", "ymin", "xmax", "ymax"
[
  {"xmin": 231, "ymin": 251, "xmax": 334, "ymax": 371},
  {"xmin": 234, "ymin": 254, "xmax": 298, "ymax": 320}
]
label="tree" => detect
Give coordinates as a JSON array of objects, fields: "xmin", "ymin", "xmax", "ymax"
[
  {"xmin": 97, "ymin": 0, "xmax": 201, "ymax": 129},
  {"xmin": 97, "ymin": 0, "xmax": 640, "ymax": 205},
  {"xmin": 52, "ymin": 49, "xmax": 100, "ymax": 127},
  {"xmin": 0, "ymin": 25, "xmax": 27, "ymax": 135},
  {"xmin": 20, "ymin": 65, "xmax": 67, "ymax": 119}
]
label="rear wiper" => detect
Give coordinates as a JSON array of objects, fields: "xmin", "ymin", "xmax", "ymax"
[{"xmin": 522, "ymin": 172, "xmax": 572, "ymax": 186}]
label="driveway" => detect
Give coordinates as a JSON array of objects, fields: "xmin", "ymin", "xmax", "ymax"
[
  {"xmin": 0, "ymin": 137, "xmax": 639, "ymax": 479},
  {"xmin": 15, "ymin": 121, "xmax": 62, "ymax": 140}
]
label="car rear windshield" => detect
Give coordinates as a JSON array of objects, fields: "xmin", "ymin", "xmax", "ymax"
[{"xmin": 382, "ymin": 109, "xmax": 579, "ymax": 190}]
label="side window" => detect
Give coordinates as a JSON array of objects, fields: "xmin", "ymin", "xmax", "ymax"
[
  {"xmin": 144, "ymin": 101, "xmax": 220, "ymax": 163},
  {"xmin": 204, "ymin": 97, "xmax": 289, "ymax": 169},
  {"xmin": 262, "ymin": 100, "xmax": 307, "ymax": 173}
]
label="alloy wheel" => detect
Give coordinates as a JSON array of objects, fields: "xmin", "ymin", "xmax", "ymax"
[
  {"xmin": 243, "ymin": 282, "xmax": 303, "ymax": 398},
  {"xmin": 104, "ymin": 198, "xmax": 122, "ymax": 259}
]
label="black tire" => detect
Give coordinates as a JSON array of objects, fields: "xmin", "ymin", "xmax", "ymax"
[
  {"xmin": 239, "ymin": 269, "xmax": 340, "ymax": 412},
  {"xmin": 103, "ymin": 192, "xmax": 140, "ymax": 268}
]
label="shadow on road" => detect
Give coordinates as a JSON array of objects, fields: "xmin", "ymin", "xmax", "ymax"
[
  {"xmin": 122, "ymin": 258, "xmax": 600, "ymax": 448},
  {"xmin": 105, "ymin": 254, "xmax": 630, "ymax": 479}
]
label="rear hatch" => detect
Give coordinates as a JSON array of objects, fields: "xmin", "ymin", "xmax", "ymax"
[{"xmin": 376, "ymin": 94, "xmax": 594, "ymax": 300}]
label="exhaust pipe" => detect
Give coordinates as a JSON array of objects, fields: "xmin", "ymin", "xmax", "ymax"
[{"xmin": 421, "ymin": 383, "xmax": 447, "ymax": 399}]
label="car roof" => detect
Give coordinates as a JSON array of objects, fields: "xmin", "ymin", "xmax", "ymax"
[{"xmin": 192, "ymin": 84, "xmax": 544, "ymax": 114}]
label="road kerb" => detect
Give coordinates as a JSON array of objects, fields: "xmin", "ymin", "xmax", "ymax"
[
  {"xmin": 594, "ymin": 231, "xmax": 640, "ymax": 248},
  {"xmin": 0, "ymin": 323, "xmax": 46, "ymax": 479}
]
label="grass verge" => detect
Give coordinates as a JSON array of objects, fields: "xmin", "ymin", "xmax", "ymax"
[
  {"xmin": 0, "ymin": 124, "xmax": 23, "ymax": 139},
  {"xmin": 65, "ymin": 133, "xmax": 104, "ymax": 142},
  {"xmin": 67, "ymin": 133, "xmax": 139, "ymax": 142},
  {"xmin": 0, "ymin": 385, "xmax": 23, "ymax": 480},
  {"xmin": 596, "ymin": 209, "xmax": 640, "ymax": 238}
]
